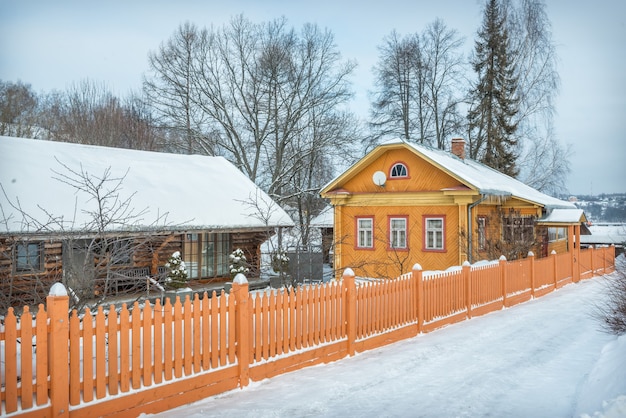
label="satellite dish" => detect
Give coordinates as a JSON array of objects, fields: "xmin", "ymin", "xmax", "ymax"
[{"xmin": 372, "ymin": 171, "xmax": 387, "ymax": 187}]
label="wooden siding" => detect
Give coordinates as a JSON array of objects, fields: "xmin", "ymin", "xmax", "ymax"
[
  {"xmin": 0, "ymin": 239, "xmax": 63, "ymax": 310},
  {"xmin": 341, "ymin": 148, "xmax": 464, "ymax": 194},
  {"xmin": 0, "ymin": 230, "xmax": 272, "ymax": 313},
  {"xmin": 337, "ymin": 204, "xmax": 460, "ymax": 278}
]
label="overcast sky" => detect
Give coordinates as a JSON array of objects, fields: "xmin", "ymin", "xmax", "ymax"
[{"xmin": 1, "ymin": 0, "xmax": 624, "ymax": 196}]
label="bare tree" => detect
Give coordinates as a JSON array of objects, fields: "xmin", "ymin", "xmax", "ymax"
[
  {"xmin": 143, "ymin": 22, "xmax": 215, "ymax": 155},
  {"xmin": 596, "ymin": 255, "xmax": 626, "ymax": 336},
  {"xmin": 0, "ymin": 79, "xmax": 39, "ymax": 138},
  {"xmin": 506, "ymin": 0, "xmax": 568, "ymax": 193},
  {"xmin": 119, "ymin": 92, "xmax": 163, "ymax": 151},
  {"xmin": 369, "ymin": 30, "xmax": 423, "ymax": 143},
  {"xmin": 187, "ymin": 16, "xmax": 357, "ymax": 194},
  {"xmin": 175, "ymin": 16, "xmax": 358, "ymax": 245},
  {"xmin": 421, "ymin": 19, "xmax": 467, "ymax": 150},
  {"xmin": 34, "ymin": 80, "xmax": 151, "ymax": 151},
  {"xmin": 369, "ymin": 21, "xmax": 466, "ymax": 149},
  {"xmin": 0, "ymin": 159, "xmax": 173, "ymax": 313}
]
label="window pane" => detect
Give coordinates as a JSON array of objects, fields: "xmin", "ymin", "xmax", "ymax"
[
  {"xmin": 202, "ymin": 234, "xmax": 214, "ymax": 277},
  {"xmin": 111, "ymin": 240, "xmax": 132, "ymax": 265},
  {"xmin": 390, "ymin": 218, "xmax": 407, "ymax": 248},
  {"xmin": 16, "ymin": 242, "xmax": 41, "ymax": 271},
  {"xmin": 358, "ymin": 218, "xmax": 373, "ymax": 248},
  {"xmin": 425, "ymin": 218, "xmax": 444, "ymax": 250},
  {"xmin": 391, "ymin": 163, "xmax": 407, "ymax": 177},
  {"xmin": 217, "ymin": 233, "xmax": 231, "ymax": 276},
  {"xmin": 184, "ymin": 233, "xmax": 199, "ymax": 279}
]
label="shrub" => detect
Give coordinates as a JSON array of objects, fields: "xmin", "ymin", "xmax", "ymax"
[
  {"xmin": 598, "ymin": 255, "xmax": 626, "ymax": 335},
  {"xmin": 165, "ymin": 251, "xmax": 189, "ymax": 290},
  {"xmin": 229, "ymin": 248, "xmax": 250, "ymax": 279}
]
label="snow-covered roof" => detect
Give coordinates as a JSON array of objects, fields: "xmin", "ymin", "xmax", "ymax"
[
  {"xmin": 310, "ymin": 206, "xmax": 333, "ymax": 228},
  {"xmin": 322, "ymin": 138, "xmax": 575, "ymax": 210},
  {"xmin": 537, "ymin": 209, "xmax": 586, "ymax": 224},
  {"xmin": 581, "ymin": 223, "xmax": 626, "ymax": 245},
  {"xmin": 0, "ymin": 136, "xmax": 294, "ymax": 234},
  {"xmin": 400, "ymin": 140, "xmax": 574, "ymax": 209}
]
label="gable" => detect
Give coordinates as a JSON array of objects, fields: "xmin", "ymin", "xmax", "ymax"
[
  {"xmin": 325, "ymin": 145, "xmax": 473, "ymax": 196},
  {"xmin": 346, "ymin": 148, "xmax": 468, "ymax": 193}
]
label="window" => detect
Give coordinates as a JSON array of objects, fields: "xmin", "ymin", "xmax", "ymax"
[
  {"xmin": 390, "ymin": 163, "xmax": 408, "ymax": 178},
  {"xmin": 477, "ymin": 216, "xmax": 487, "ymax": 250},
  {"xmin": 183, "ymin": 232, "xmax": 232, "ymax": 279},
  {"xmin": 110, "ymin": 239, "xmax": 132, "ymax": 265},
  {"xmin": 15, "ymin": 242, "xmax": 42, "ymax": 272},
  {"xmin": 503, "ymin": 215, "xmax": 535, "ymax": 242},
  {"xmin": 389, "ymin": 217, "xmax": 407, "ymax": 249},
  {"xmin": 357, "ymin": 217, "xmax": 374, "ymax": 248},
  {"xmin": 424, "ymin": 217, "xmax": 445, "ymax": 251},
  {"xmin": 548, "ymin": 227, "xmax": 567, "ymax": 242}
]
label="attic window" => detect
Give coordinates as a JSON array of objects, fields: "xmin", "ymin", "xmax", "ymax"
[{"xmin": 390, "ymin": 163, "xmax": 408, "ymax": 178}]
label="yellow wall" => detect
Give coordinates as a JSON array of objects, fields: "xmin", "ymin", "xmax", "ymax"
[
  {"xmin": 327, "ymin": 146, "xmax": 549, "ymax": 279},
  {"xmin": 342, "ymin": 148, "xmax": 462, "ymax": 194},
  {"xmin": 336, "ymin": 204, "xmax": 461, "ymax": 278}
]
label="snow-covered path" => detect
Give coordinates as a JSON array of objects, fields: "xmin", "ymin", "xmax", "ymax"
[{"xmin": 148, "ymin": 275, "xmax": 625, "ymax": 418}]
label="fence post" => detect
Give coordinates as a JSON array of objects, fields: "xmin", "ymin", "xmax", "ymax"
[
  {"xmin": 589, "ymin": 246, "xmax": 595, "ymax": 275},
  {"xmin": 463, "ymin": 261, "xmax": 472, "ymax": 319},
  {"xmin": 413, "ymin": 264, "xmax": 423, "ymax": 333},
  {"xmin": 573, "ymin": 225, "xmax": 581, "ymax": 283},
  {"xmin": 552, "ymin": 250, "xmax": 558, "ymax": 288},
  {"xmin": 48, "ymin": 283, "xmax": 70, "ymax": 417},
  {"xmin": 342, "ymin": 268, "xmax": 356, "ymax": 356},
  {"xmin": 232, "ymin": 273, "xmax": 250, "ymax": 388},
  {"xmin": 499, "ymin": 255, "xmax": 507, "ymax": 308},
  {"xmin": 528, "ymin": 251, "xmax": 536, "ymax": 298}
]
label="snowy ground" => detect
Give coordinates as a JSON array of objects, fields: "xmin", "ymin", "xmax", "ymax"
[{"xmin": 147, "ymin": 266, "xmax": 626, "ymax": 418}]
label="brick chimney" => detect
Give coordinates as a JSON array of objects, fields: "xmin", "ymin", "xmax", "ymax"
[{"xmin": 451, "ymin": 137, "xmax": 465, "ymax": 160}]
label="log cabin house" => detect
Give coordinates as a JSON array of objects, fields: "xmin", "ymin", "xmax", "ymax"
[
  {"xmin": 0, "ymin": 136, "xmax": 293, "ymax": 311},
  {"xmin": 320, "ymin": 138, "xmax": 588, "ymax": 279}
]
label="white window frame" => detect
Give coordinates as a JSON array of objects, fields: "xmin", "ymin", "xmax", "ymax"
[
  {"xmin": 424, "ymin": 217, "xmax": 445, "ymax": 251},
  {"xmin": 357, "ymin": 217, "xmax": 374, "ymax": 249},
  {"xmin": 389, "ymin": 217, "xmax": 407, "ymax": 249},
  {"xmin": 390, "ymin": 163, "xmax": 408, "ymax": 178}
]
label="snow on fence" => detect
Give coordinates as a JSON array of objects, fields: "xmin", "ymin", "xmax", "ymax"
[{"xmin": 0, "ymin": 246, "xmax": 616, "ymax": 417}]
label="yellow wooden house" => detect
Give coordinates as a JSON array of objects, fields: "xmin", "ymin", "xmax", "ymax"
[{"xmin": 320, "ymin": 138, "xmax": 586, "ymax": 279}]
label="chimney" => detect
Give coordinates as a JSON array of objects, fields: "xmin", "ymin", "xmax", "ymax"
[{"xmin": 451, "ymin": 137, "xmax": 465, "ymax": 160}]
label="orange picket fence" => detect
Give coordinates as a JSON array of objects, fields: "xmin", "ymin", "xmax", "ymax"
[{"xmin": 0, "ymin": 246, "xmax": 616, "ymax": 417}]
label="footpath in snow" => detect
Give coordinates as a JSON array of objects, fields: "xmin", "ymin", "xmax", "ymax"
[{"xmin": 147, "ymin": 271, "xmax": 626, "ymax": 418}]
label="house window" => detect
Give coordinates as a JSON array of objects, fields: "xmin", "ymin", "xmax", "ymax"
[
  {"xmin": 15, "ymin": 242, "xmax": 43, "ymax": 272},
  {"xmin": 548, "ymin": 227, "xmax": 567, "ymax": 242},
  {"xmin": 110, "ymin": 239, "xmax": 132, "ymax": 265},
  {"xmin": 503, "ymin": 215, "xmax": 535, "ymax": 242},
  {"xmin": 477, "ymin": 216, "xmax": 487, "ymax": 250},
  {"xmin": 184, "ymin": 232, "xmax": 232, "ymax": 279},
  {"xmin": 357, "ymin": 217, "xmax": 374, "ymax": 248},
  {"xmin": 389, "ymin": 217, "xmax": 408, "ymax": 249},
  {"xmin": 390, "ymin": 163, "xmax": 408, "ymax": 178},
  {"xmin": 424, "ymin": 217, "xmax": 445, "ymax": 251}
]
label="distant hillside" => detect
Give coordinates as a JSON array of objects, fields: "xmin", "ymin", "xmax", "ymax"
[{"xmin": 563, "ymin": 193, "xmax": 626, "ymax": 222}]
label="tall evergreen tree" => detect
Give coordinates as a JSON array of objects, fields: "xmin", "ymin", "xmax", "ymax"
[{"xmin": 467, "ymin": 0, "xmax": 520, "ymax": 177}]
